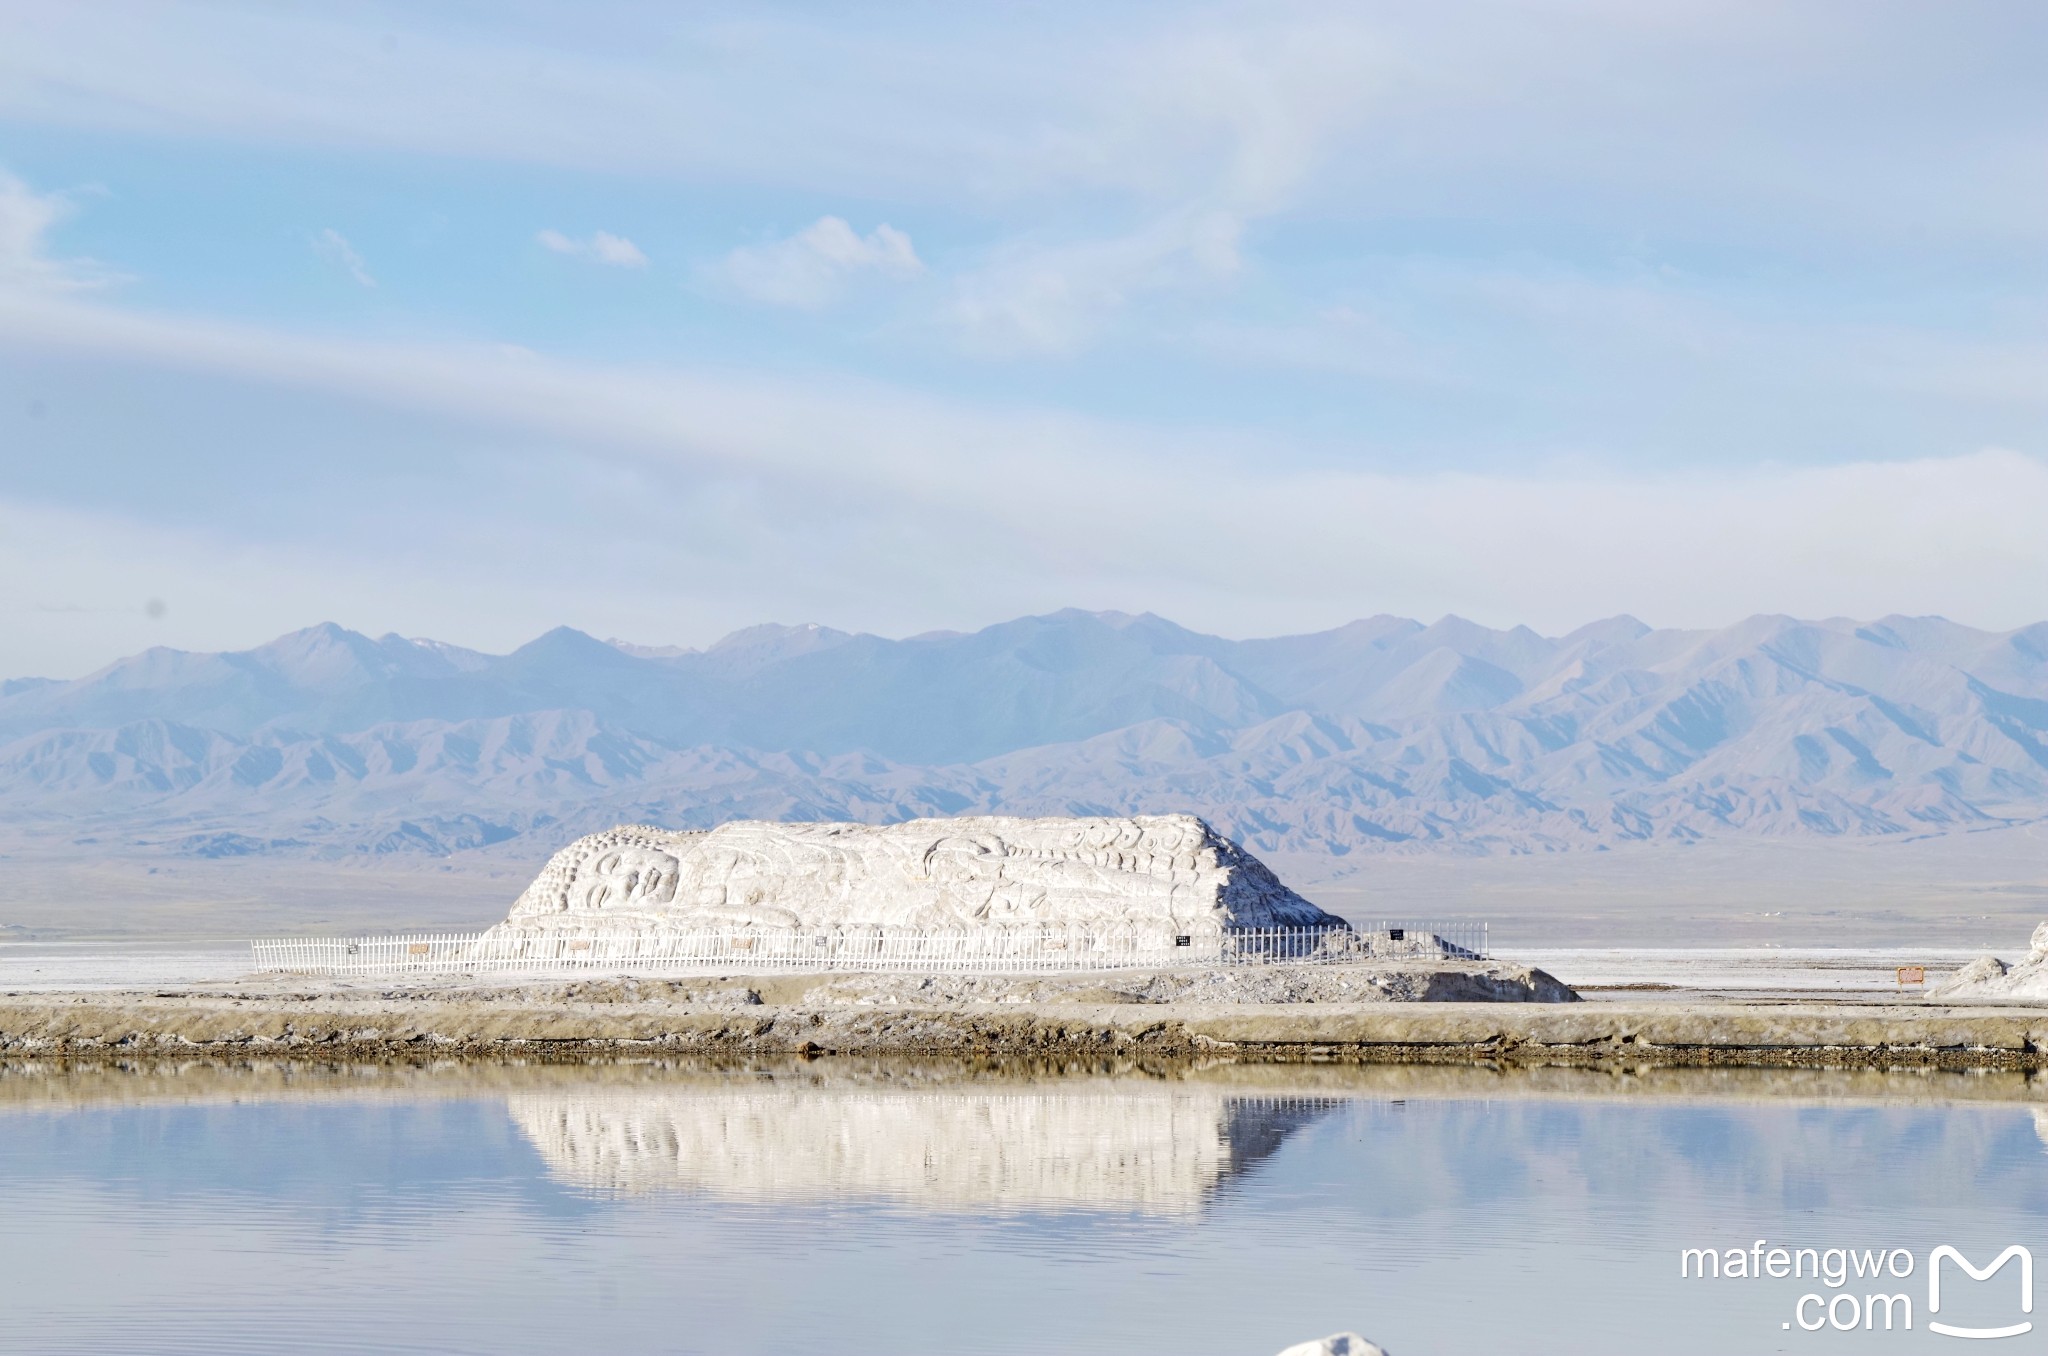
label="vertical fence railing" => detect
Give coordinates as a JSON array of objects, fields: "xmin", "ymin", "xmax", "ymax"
[{"xmin": 248, "ymin": 920, "xmax": 1488, "ymax": 977}]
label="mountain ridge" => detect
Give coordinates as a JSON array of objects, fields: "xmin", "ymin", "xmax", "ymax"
[{"xmin": 6, "ymin": 610, "xmax": 2047, "ymax": 866}]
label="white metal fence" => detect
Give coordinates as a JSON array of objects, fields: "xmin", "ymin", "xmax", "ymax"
[
  {"xmin": 249, "ymin": 921, "xmax": 1487, "ymax": 978},
  {"xmin": 1233, "ymin": 921, "xmax": 1487, "ymax": 963}
]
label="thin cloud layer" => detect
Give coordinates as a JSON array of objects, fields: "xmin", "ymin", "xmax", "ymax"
[
  {"xmin": 0, "ymin": 5, "xmax": 2044, "ymax": 673},
  {"xmin": 4, "ymin": 284, "xmax": 2046, "ymax": 677},
  {"xmin": 0, "ymin": 171, "xmax": 111, "ymax": 293},
  {"xmin": 952, "ymin": 209, "xmax": 1242, "ymax": 354},
  {"xmin": 719, "ymin": 217, "xmax": 922, "ymax": 309},
  {"xmin": 311, "ymin": 228, "xmax": 376, "ymax": 288},
  {"xmin": 537, "ymin": 229, "xmax": 648, "ymax": 268}
]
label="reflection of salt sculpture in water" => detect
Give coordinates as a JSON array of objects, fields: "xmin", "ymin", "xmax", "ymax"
[
  {"xmin": 506, "ymin": 1086, "xmax": 1338, "ymax": 1214},
  {"xmin": 490, "ymin": 813, "xmax": 1340, "ymax": 937}
]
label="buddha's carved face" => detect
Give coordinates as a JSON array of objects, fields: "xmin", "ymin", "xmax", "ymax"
[{"xmin": 571, "ymin": 846, "xmax": 681, "ymax": 911}]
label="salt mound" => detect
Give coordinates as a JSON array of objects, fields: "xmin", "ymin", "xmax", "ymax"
[
  {"xmin": 491, "ymin": 813, "xmax": 1341, "ymax": 935},
  {"xmin": 1931, "ymin": 921, "xmax": 2048, "ymax": 1001}
]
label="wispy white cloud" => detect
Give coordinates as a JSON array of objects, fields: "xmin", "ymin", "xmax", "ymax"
[
  {"xmin": 6, "ymin": 287, "xmax": 2048, "ymax": 668},
  {"xmin": 950, "ymin": 208, "xmax": 1242, "ymax": 354},
  {"xmin": 6, "ymin": 6, "xmax": 2047, "ymax": 367},
  {"xmin": 0, "ymin": 169, "xmax": 112, "ymax": 294},
  {"xmin": 312, "ymin": 228, "xmax": 375, "ymax": 288},
  {"xmin": 718, "ymin": 217, "xmax": 922, "ymax": 309},
  {"xmin": 1159, "ymin": 251, "xmax": 2048, "ymax": 471},
  {"xmin": 6, "ymin": 10, "xmax": 2048, "ymax": 672},
  {"xmin": 4, "ymin": 4, "xmax": 2044, "ymax": 249},
  {"xmin": 537, "ymin": 228, "xmax": 648, "ymax": 268}
]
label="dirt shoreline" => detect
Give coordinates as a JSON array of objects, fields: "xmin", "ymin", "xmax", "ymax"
[
  {"xmin": 12, "ymin": 1052, "xmax": 2048, "ymax": 1111},
  {"xmin": 6, "ymin": 967, "xmax": 2048, "ymax": 1067}
]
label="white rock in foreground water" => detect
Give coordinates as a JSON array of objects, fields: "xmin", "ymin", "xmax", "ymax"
[
  {"xmin": 1274, "ymin": 1335, "xmax": 1390, "ymax": 1356},
  {"xmin": 493, "ymin": 814, "xmax": 1342, "ymax": 934}
]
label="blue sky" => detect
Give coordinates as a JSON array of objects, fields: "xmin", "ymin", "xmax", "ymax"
[{"xmin": 2, "ymin": 1, "xmax": 2047, "ymax": 676}]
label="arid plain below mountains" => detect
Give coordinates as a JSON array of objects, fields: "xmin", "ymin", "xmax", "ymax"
[{"xmin": 3, "ymin": 609, "xmax": 2045, "ymax": 942}]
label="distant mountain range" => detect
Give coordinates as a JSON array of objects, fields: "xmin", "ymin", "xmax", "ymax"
[{"xmin": 6, "ymin": 610, "xmax": 2047, "ymax": 864}]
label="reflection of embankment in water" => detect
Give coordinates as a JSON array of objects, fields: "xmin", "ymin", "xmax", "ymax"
[
  {"xmin": 506, "ymin": 1085, "xmax": 1340, "ymax": 1212},
  {"xmin": 10, "ymin": 1057, "xmax": 2048, "ymax": 1113}
]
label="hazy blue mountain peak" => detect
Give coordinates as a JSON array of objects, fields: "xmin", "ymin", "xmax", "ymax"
[{"xmin": 6, "ymin": 609, "xmax": 2047, "ymax": 860}]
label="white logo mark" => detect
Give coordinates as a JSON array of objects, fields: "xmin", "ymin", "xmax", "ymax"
[{"xmin": 1928, "ymin": 1245, "xmax": 2033, "ymax": 1340}]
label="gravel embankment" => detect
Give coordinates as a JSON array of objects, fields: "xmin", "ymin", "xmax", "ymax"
[{"xmin": 6, "ymin": 961, "xmax": 2048, "ymax": 1066}]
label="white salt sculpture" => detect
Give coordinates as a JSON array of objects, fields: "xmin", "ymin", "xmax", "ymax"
[{"xmin": 492, "ymin": 814, "xmax": 1340, "ymax": 935}]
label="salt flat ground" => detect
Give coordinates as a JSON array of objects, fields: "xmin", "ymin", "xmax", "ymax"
[
  {"xmin": 1, "ymin": 827, "xmax": 2040, "ymax": 998},
  {"xmin": 1516, "ymin": 947, "xmax": 1988, "ymax": 1001},
  {"xmin": 0, "ymin": 941, "xmax": 253, "ymax": 992},
  {"xmin": 1300, "ymin": 824, "xmax": 2048, "ymax": 948},
  {"xmin": 0, "ymin": 939, "xmax": 2010, "ymax": 1002}
]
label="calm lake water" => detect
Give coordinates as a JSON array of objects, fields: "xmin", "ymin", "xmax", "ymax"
[{"xmin": 2, "ymin": 1059, "xmax": 2046, "ymax": 1355}]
